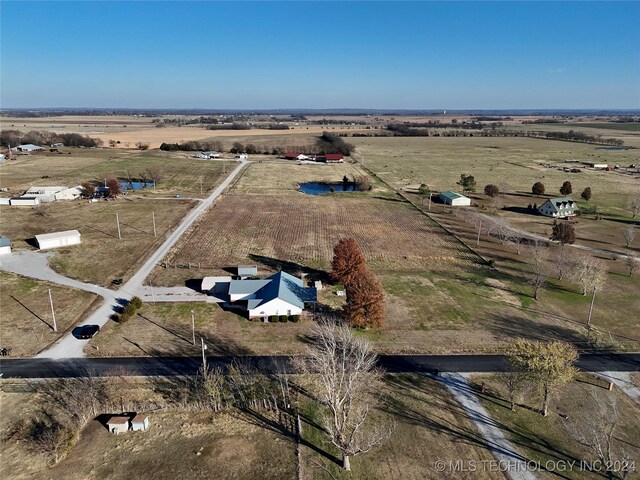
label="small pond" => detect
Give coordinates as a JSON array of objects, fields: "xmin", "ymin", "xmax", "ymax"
[
  {"xmin": 299, "ymin": 182, "xmax": 360, "ymax": 195},
  {"xmin": 119, "ymin": 181, "xmax": 155, "ymax": 191}
]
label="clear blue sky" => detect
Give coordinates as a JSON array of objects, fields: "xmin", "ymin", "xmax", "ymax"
[{"xmin": 1, "ymin": 1, "xmax": 639, "ymax": 109}]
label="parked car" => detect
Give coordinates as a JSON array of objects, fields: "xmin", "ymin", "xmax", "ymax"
[
  {"xmin": 111, "ymin": 278, "xmax": 123, "ymax": 286},
  {"xmin": 73, "ymin": 325, "xmax": 100, "ymax": 339}
]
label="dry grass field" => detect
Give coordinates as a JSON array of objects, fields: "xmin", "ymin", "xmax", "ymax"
[
  {"xmin": 0, "ymin": 374, "xmax": 511, "ymax": 480},
  {"xmin": 0, "ymin": 197, "xmax": 195, "ymax": 286},
  {"xmin": 300, "ymin": 374, "xmax": 507, "ymax": 480},
  {"xmin": 0, "ymin": 381, "xmax": 296, "ymax": 480},
  {"xmin": 474, "ymin": 373, "xmax": 640, "ymax": 480},
  {"xmin": 0, "ymin": 148, "xmax": 229, "ymax": 198},
  {"xmin": 0, "ymin": 272, "xmax": 99, "ymax": 356},
  {"xmin": 140, "ymin": 161, "xmax": 606, "ymax": 354},
  {"xmin": 351, "ymin": 136, "xmax": 639, "ymax": 209}
]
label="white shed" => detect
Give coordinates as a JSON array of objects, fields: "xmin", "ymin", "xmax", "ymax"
[
  {"xmin": 10, "ymin": 197, "xmax": 40, "ymax": 206},
  {"xmin": 0, "ymin": 237, "xmax": 11, "ymax": 255},
  {"xmin": 107, "ymin": 416, "xmax": 130, "ymax": 435},
  {"xmin": 35, "ymin": 230, "xmax": 82, "ymax": 250},
  {"xmin": 16, "ymin": 144, "xmax": 43, "ymax": 152},
  {"xmin": 439, "ymin": 191, "xmax": 471, "ymax": 206},
  {"xmin": 0, "ymin": 198, "xmax": 11, "ymax": 206},
  {"xmin": 54, "ymin": 186, "xmax": 84, "ymax": 200},
  {"xmin": 131, "ymin": 414, "xmax": 149, "ymax": 432}
]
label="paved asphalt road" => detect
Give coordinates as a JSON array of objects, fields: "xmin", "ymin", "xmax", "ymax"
[{"xmin": 2, "ymin": 353, "xmax": 639, "ymax": 379}]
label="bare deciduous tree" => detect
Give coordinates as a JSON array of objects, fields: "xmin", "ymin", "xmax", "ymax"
[
  {"xmin": 570, "ymin": 254, "xmax": 608, "ymax": 296},
  {"xmin": 552, "ymin": 244, "xmax": 578, "ymax": 280},
  {"xmin": 29, "ymin": 417, "xmax": 72, "ymax": 465},
  {"xmin": 625, "ymin": 252, "xmax": 638, "ymax": 277},
  {"xmin": 622, "ymin": 227, "xmax": 636, "ymax": 248},
  {"xmin": 565, "ymin": 390, "xmax": 633, "ymax": 480},
  {"xmin": 628, "ymin": 197, "xmax": 640, "ymax": 218},
  {"xmin": 497, "ymin": 372, "xmax": 528, "ymax": 411},
  {"xmin": 524, "ymin": 242, "xmax": 549, "ymax": 300},
  {"xmin": 303, "ymin": 321, "xmax": 394, "ymax": 470}
]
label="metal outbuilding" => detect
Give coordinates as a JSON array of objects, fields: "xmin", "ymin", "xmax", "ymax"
[
  {"xmin": 131, "ymin": 414, "xmax": 149, "ymax": 432},
  {"xmin": 439, "ymin": 191, "xmax": 471, "ymax": 206},
  {"xmin": 107, "ymin": 416, "xmax": 130, "ymax": 435},
  {"xmin": 35, "ymin": 230, "xmax": 82, "ymax": 250},
  {"xmin": 0, "ymin": 236, "xmax": 11, "ymax": 255}
]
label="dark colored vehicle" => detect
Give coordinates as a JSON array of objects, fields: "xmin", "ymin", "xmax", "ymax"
[
  {"xmin": 111, "ymin": 278, "xmax": 123, "ymax": 286},
  {"xmin": 73, "ymin": 325, "xmax": 100, "ymax": 339}
]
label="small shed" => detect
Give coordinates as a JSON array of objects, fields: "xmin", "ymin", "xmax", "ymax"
[
  {"xmin": 237, "ymin": 265, "xmax": 258, "ymax": 279},
  {"xmin": 10, "ymin": 197, "xmax": 40, "ymax": 206},
  {"xmin": 35, "ymin": 230, "xmax": 82, "ymax": 250},
  {"xmin": 107, "ymin": 416, "xmax": 129, "ymax": 435},
  {"xmin": 0, "ymin": 236, "xmax": 11, "ymax": 255},
  {"xmin": 131, "ymin": 414, "xmax": 149, "ymax": 432},
  {"xmin": 439, "ymin": 191, "xmax": 471, "ymax": 206},
  {"xmin": 235, "ymin": 153, "xmax": 248, "ymax": 159}
]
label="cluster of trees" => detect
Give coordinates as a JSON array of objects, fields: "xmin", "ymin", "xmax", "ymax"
[
  {"xmin": 476, "ymin": 128, "xmax": 625, "ymax": 146},
  {"xmin": 457, "ymin": 174, "xmax": 477, "ymax": 193},
  {"xmin": 484, "ymin": 184, "xmax": 500, "ymax": 197},
  {"xmin": 206, "ymin": 123, "xmax": 251, "ymax": 131},
  {"xmin": 0, "ymin": 130, "xmax": 102, "ymax": 148},
  {"xmin": 317, "ymin": 132, "xmax": 355, "ymax": 156},
  {"xmin": 331, "ymin": 238, "xmax": 385, "ymax": 328},
  {"xmin": 160, "ymin": 140, "xmax": 224, "ymax": 152}
]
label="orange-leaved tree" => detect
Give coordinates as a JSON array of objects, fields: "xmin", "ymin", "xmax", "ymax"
[
  {"xmin": 331, "ymin": 238, "xmax": 366, "ymax": 287},
  {"xmin": 343, "ymin": 268, "xmax": 385, "ymax": 328}
]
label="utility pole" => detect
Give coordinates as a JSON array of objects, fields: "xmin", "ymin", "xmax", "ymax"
[
  {"xmin": 48, "ymin": 289, "xmax": 57, "ymax": 332},
  {"xmin": 587, "ymin": 286, "xmax": 597, "ymax": 328},
  {"xmin": 201, "ymin": 337, "xmax": 208, "ymax": 370},
  {"xmin": 116, "ymin": 212, "xmax": 122, "ymax": 239},
  {"xmin": 191, "ymin": 310, "xmax": 196, "ymax": 346},
  {"xmin": 152, "ymin": 211, "xmax": 157, "ymax": 237},
  {"xmin": 477, "ymin": 218, "xmax": 483, "ymax": 246},
  {"xmin": 428, "ymin": 192, "xmax": 432, "ymax": 211},
  {"xmin": 200, "ymin": 177, "xmax": 203, "ymax": 195}
]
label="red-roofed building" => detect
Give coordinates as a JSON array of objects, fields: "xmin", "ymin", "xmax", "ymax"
[
  {"xmin": 325, "ymin": 154, "xmax": 344, "ymax": 163},
  {"xmin": 283, "ymin": 153, "xmax": 309, "ymax": 160}
]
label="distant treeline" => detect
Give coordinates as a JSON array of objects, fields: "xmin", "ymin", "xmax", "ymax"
[
  {"xmin": 160, "ymin": 140, "xmax": 224, "ymax": 151},
  {"xmin": 309, "ymin": 119, "xmax": 368, "ymax": 125},
  {"xmin": 522, "ymin": 119, "xmax": 565, "ymax": 124},
  {"xmin": 0, "ymin": 130, "xmax": 102, "ymax": 148},
  {"xmin": 316, "ymin": 132, "xmax": 355, "ymax": 155}
]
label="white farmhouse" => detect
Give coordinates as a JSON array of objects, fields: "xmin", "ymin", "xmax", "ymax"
[
  {"xmin": 439, "ymin": 191, "xmax": 471, "ymax": 206},
  {"xmin": 35, "ymin": 230, "xmax": 82, "ymax": 250},
  {"xmin": 226, "ymin": 271, "xmax": 316, "ymax": 319},
  {"xmin": 538, "ymin": 196, "xmax": 579, "ymax": 219}
]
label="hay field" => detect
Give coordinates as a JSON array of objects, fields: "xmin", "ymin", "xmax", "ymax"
[
  {"xmin": 352, "ymin": 136, "xmax": 640, "ymax": 209},
  {"xmin": 0, "ymin": 272, "xmax": 99, "ymax": 356}
]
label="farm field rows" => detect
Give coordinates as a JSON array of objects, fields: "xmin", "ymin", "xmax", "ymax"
[{"xmin": 145, "ymin": 161, "xmax": 602, "ymax": 354}]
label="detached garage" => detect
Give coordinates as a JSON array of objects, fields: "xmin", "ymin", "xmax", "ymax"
[
  {"xmin": 35, "ymin": 230, "xmax": 81, "ymax": 250},
  {"xmin": 439, "ymin": 191, "xmax": 471, "ymax": 206}
]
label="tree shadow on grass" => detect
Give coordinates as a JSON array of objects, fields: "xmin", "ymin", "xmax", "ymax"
[
  {"xmin": 249, "ymin": 254, "xmax": 332, "ymax": 284},
  {"xmin": 382, "ymin": 374, "xmax": 587, "ymax": 479}
]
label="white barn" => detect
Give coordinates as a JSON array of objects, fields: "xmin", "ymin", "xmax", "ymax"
[
  {"xmin": 23, "ymin": 186, "xmax": 83, "ymax": 202},
  {"xmin": 35, "ymin": 230, "xmax": 81, "ymax": 250},
  {"xmin": 439, "ymin": 191, "xmax": 471, "ymax": 206}
]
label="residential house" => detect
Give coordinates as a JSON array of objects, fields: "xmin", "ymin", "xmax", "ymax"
[
  {"xmin": 538, "ymin": 196, "xmax": 579, "ymax": 219},
  {"xmin": 227, "ymin": 271, "xmax": 316, "ymax": 319},
  {"xmin": 284, "ymin": 153, "xmax": 309, "ymax": 161}
]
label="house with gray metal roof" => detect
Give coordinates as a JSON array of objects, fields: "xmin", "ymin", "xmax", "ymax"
[
  {"xmin": 439, "ymin": 191, "xmax": 471, "ymax": 206},
  {"xmin": 538, "ymin": 196, "xmax": 578, "ymax": 219},
  {"xmin": 226, "ymin": 271, "xmax": 316, "ymax": 319}
]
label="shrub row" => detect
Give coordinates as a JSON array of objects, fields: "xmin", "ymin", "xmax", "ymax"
[
  {"xmin": 117, "ymin": 296, "xmax": 143, "ymax": 323},
  {"xmin": 252, "ymin": 315, "xmax": 300, "ymax": 323}
]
